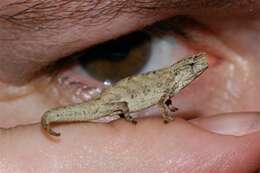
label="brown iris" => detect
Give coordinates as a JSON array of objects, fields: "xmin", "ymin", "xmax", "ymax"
[{"xmin": 79, "ymin": 32, "xmax": 151, "ymax": 83}]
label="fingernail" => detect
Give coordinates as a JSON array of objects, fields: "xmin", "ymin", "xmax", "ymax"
[{"xmin": 190, "ymin": 112, "xmax": 260, "ymax": 136}]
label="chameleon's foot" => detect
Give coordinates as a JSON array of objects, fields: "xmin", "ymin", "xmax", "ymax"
[
  {"xmin": 163, "ymin": 115, "xmax": 175, "ymax": 124},
  {"xmin": 47, "ymin": 127, "xmax": 61, "ymax": 137},
  {"xmin": 120, "ymin": 114, "xmax": 137, "ymax": 124}
]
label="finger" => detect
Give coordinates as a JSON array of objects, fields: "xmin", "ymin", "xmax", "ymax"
[{"xmin": 0, "ymin": 116, "xmax": 260, "ymax": 173}]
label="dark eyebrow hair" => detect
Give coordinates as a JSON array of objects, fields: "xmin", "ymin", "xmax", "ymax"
[
  {"xmin": 1, "ymin": 0, "xmax": 160, "ymax": 30},
  {"xmin": 0, "ymin": 0, "xmax": 255, "ymax": 31}
]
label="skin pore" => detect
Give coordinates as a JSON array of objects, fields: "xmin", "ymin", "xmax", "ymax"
[{"xmin": 0, "ymin": 0, "xmax": 260, "ymax": 172}]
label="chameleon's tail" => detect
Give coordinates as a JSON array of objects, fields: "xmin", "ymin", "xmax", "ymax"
[{"xmin": 41, "ymin": 111, "xmax": 61, "ymax": 137}]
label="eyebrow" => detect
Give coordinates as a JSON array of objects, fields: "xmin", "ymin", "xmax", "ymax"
[
  {"xmin": 0, "ymin": 0, "xmax": 253, "ymax": 31},
  {"xmin": 1, "ymin": 0, "xmax": 155, "ymax": 30}
]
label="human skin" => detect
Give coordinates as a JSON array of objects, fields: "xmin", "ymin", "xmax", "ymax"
[{"xmin": 0, "ymin": 0, "xmax": 260, "ymax": 173}]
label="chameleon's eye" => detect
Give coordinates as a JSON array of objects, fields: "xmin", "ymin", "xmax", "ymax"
[{"xmin": 78, "ymin": 32, "xmax": 151, "ymax": 83}]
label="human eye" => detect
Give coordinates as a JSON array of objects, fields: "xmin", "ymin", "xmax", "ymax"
[{"xmin": 0, "ymin": 1, "xmax": 259, "ymax": 128}]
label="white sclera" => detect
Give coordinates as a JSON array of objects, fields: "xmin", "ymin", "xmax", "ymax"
[{"xmin": 140, "ymin": 35, "xmax": 191, "ymax": 73}]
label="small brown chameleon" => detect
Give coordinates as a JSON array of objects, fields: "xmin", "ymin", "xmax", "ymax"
[{"xmin": 41, "ymin": 53, "xmax": 208, "ymax": 136}]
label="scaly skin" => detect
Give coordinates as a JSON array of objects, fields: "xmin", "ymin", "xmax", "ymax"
[{"xmin": 41, "ymin": 53, "xmax": 208, "ymax": 136}]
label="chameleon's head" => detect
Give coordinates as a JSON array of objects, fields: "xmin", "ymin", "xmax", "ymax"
[{"xmin": 171, "ymin": 53, "xmax": 208, "ymax": 94}]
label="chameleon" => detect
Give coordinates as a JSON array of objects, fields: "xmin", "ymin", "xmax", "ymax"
[{"xmin": 41, "ymin": 53, "xmax": 208, "ymax": 136}]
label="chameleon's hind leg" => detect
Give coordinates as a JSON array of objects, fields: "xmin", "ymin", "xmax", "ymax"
[
  {"xmin": 158, "ymin": 94, "xmax": 178, "ymax": 123},
  {"xmin": 115, "ymin": 101, "xmax": 137, "ymax": 124}
]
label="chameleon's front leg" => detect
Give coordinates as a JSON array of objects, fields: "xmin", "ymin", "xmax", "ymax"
[{"xmin": 158, "ymin": 94, "xmax": 178, "ymax": 123}]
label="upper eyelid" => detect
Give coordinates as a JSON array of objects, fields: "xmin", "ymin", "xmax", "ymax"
[{"xmin": 0, "ymin": 0, "xmax": 254, "ymax": 31}]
